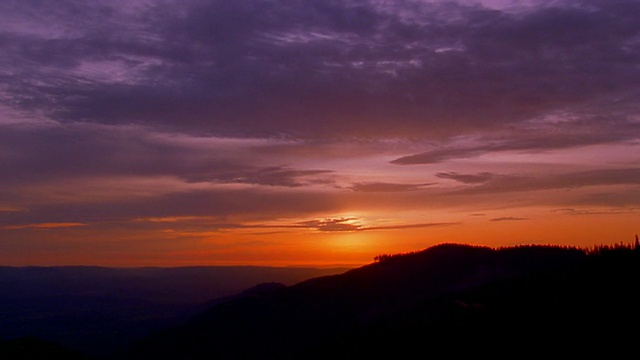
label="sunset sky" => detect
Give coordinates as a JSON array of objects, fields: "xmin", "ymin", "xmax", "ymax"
[{"xmin": 1, "ymin": 0, "xmax": 639, "ymax": 267}]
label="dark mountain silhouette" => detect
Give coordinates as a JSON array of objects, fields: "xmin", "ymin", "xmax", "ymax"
[
  {"xmin": 0, "ymin": 335, "xmax": 90, "ymax": 360},
  {"xmin": 122, "ymin": 242, "xmax": 640, "ymax": 359},
  {"xmin": 0, "ymin": 266, "xmax": 349, "ymax": 358}
]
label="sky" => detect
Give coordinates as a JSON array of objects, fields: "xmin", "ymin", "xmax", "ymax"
[{"xmin": 1, "ymin": 0, "xmax": 639, "ymax": 267}]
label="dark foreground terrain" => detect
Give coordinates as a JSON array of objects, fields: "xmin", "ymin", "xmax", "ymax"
[
  {"xmin": 0, "ymin": 265, "xmax": 350, "ymax": 358},
  {"xmin": 4, "ymin": 242, "xmax": 640, "ymax": 359}
]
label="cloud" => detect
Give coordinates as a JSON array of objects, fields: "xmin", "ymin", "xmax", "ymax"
[
  {"xmin": 364, "ymin": 222, "xmax": 461, "ymax": 231},
  {"xmin": 378, "ymin": 167, "xmax": 640, "ymax": 208},
  {"xmin": 0, "ymin": 186, "xmax": 345, "ymax": 226},
  {"xmin": 189, "ymin": 166, "xmax": 334, "ymax": 188},
  {"xmin": 3, "ymin": 222, "xmax": 86, "ymax": 230},
  {"xmin": 550, "ymin": 208, "xmax": 638, "ymax": 216},
  {"xmin": 391, "ymin": 121, "xmax": 640, "ymax": 165},
  {"xmin": 294, "ymin": 217, "xmax": 459, "ymax": 232},
  {"xmin": 567, "ymin": 189, "xmax": 640, "ymax": 208},
  {"xmin": 489, "ymin": 217, "xmax": 528, "ymax": 222},
  {"xmin": 348, "ymin": 182, "xmax": 434, "ymax": 192},
  {"xmin": 391, "ymin": 148, "xmax": 485, "ymax": 165},
  {"xmin": 1, "ymin": 0, "xmax": 639, "ymax": 141},
  {"xmin": 296, "ymin": 218, "xmax": 362, "ymax": 232},
  {"xmin": 0, "ymin": 123, "xmax": 334, "ymax": 190},
  {"xmin": 436, "ymin": 172, "xmax": 494, "ymax": 184},
  {"xmin": 127, "ymin": 215, "xmax": 462, "ymax": 235},
  {"xmin": 447, "ymin": 168, "xmax": 640, "ymax": 194}
]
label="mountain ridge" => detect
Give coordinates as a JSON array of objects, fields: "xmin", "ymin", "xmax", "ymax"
[
  {"xmin": 5, "ymin": 242, "xmax": 639, "ymax": 359},
  {"xmin": 0, "ymin": 265, "xmax": 351, "ymax": 358},
  {"xmin": 123, "ymin": 242, "xmax": 638, "ymax": 359}
]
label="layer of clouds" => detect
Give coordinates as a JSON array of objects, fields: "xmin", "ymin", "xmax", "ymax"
[
  {"xmin": 490, "ymin": 217, "xmax": 529, "ymax": 222},
  {"xmin": 0, "ymin": 123, "xmax": 334, "ymax": 188},
  {"xmin": 391, "ymin": 119, "xmax": 640, "ymax": 165},
  {"xmin": 2, "ymin": 0, "xmax": 640, "ymax": 140},
  {"xmin": 0, "ymin": 187, "xmax": 343, "ymax": 226},
  {"xmin": 2, "ymin": 0, "xmax": 640, "ymax": 262},
  {"xmin": 442, "ymin": 168, "xmax": 640, "ymax": 194},
  {"xmin": 436, "ymin": 172, "xmax": 494, "ymax": 184},
  {"xmin": 294, "ymin": 217, "xmax": 458, "ymax": 232},
  {"xmin": 348, "ymin": 182, "xmax": 434, "ymax": 192}
]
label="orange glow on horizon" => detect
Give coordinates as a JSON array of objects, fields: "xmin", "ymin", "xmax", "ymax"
[{"xmin": 1, "ymin": 207, "xmax": 636, "ymax": 267}]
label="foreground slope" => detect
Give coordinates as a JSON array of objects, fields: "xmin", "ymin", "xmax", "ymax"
[
  {"xmin": 0, "ymin": 266, "xmax": 350, "ymax": 358},
  {"xmin": 124, "ymin": 243, "xmax": 640, "ymax": 359}
]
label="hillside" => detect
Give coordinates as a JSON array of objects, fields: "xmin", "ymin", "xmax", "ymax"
[
  {"xmin": 0, "ymin": 266, "xmax": 350, "ymax": 358},
  {"xmin": 122, "ymin": 243, "xmax": 640, "ymax": 359}
]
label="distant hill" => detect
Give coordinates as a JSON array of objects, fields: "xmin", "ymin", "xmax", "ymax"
[
  {"xmin": 122, "ymin": 243, "xmax": 640, "ymax": 359},
  {"xmin": 0, "ymin": 265, "xmax": 351, "ymax": 358}
]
